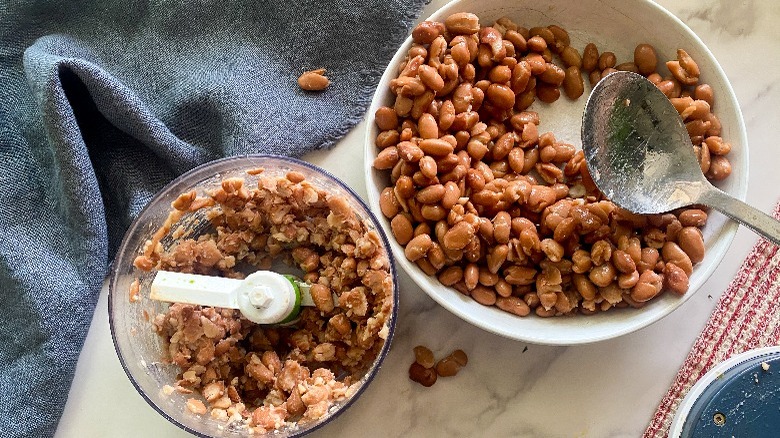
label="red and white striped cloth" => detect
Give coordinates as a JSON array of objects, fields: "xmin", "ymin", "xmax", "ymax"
[{"xmin": 644, "ymin": 200, "xmax": 780, "ymax": 437}]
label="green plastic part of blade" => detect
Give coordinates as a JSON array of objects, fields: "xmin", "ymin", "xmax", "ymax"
[{"xmin": 279, "ymin": 275, "xmax": 303, "ymax": 324}]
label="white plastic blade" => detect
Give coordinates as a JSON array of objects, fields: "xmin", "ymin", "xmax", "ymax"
[{"xmin": 150, "ymin": 271, "xmax": 241, "ymax": 309}]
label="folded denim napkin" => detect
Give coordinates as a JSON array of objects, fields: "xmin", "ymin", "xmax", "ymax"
[{"xmin": 0, "ymin": 1, "xmax": 426, "ymax": 436}]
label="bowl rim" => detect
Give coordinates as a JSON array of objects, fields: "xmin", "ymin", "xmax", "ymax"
[
  {"xmin": 363, "ymin": 0, "xmax": 749, "ymax": 345},
  {"xmin": 109, "ymin": 154, "xmax": 399, "ymax": 437}
]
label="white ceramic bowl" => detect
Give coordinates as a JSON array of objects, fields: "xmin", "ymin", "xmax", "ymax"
[{"xmin": 364, "ymin": 0, "xmax": 748, "ymax": 345}]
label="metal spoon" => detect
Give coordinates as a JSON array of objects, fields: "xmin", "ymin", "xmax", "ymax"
[{"xmin": 582, "ymin": 71, "xmax": 780, "ymax": 246}]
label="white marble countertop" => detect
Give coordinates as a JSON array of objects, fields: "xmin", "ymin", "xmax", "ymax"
[{"xmin": 55, "ymin": 1, "xmax": 780, "ymax": 437}]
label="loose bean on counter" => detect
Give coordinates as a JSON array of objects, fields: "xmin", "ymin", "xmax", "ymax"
[
  {"xmin": 413, "ymin": 345, "xmax": 436, "ymax": 368},
  {"xmin": 435, "ymin": 358, "xmax": 461, "ymax": 377},
  {"xmin": 409, "ymin": 362, "xmax": 437, "ymax": 387},
  {"xmin": 409, "ymin": 346, "xmax": 468, "ymax": 387},
  {"xmin": 436, "ymin": 349, "xmax": 468, "ymax": 377},
  {"xmin": 450, "ymin": 349, "xmax": 469, "ymax": 366},
  {"xmin": 375, "ymin": 13, "xmax": 734, "ymax": 318}
]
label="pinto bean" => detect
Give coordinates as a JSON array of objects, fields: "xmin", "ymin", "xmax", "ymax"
[
  {"xmin": 374, "ymin": 146, "xmax": 399, "ymax": 170},
  {"xmin": 486, "ymin": 83, "xmax": 516, "ymax": 109},
  {"xmin": 442, "ymin": 221, "xmax": 476, "ymax": 251},
  {"xmin": 582, "ymin": 43, "xmax": 599, "ymax": 72},
  {"xmin": 471, "ymin": 285, "xmax": 497, "ymax": 306},
  {"xmin": 612, "ymin": 250, "xmax": 636, "ymax": 274},
  {"xmin": 409, "ymin": 362, "xmax": 437, "ymax": 387},
  {"xmin": 563, "ymin": 66, "xmax": 584, "ymax": 99},
  {"xmin": 375, "ymin": 106, "xmax": 399, "ymax": 130},
  {"xmin": 589, "ymin": 263, "xmax": 616, "ymax": 287},
  {"xmin": 706, "ymin": 155, "xmax": 732, "ymax": 180},
  {"xmin": 405, "ymin": 234, "xmax": 432, "ymax": 262},
  {"xmin": 664, "ymin": 262, "xmax": 689, "ymax": 295},
  {"xmin": 445, "ymin": 12, "xmax": 480, "ymax": 35},
  {"xmin": 662, "ymin": 241, "xmax": 693, "ymax": 275},
  {"xmin": 633, "ymin": 43, "xmax": 658, "ymax": 75},
  {"xmin": 438, "ymin": 266, "xmax": 464, "ymax": 286},
  {"xmin": 598, "ymin": 51, "xmax": 616, "ymax": 70},
  {"xmin": 416, "ymin": 184, "xmax": 446, "ymax": 204},
  {"xmin": 560, "ymin": 46, "xmax": 582, "ymax": 68},
  {"xmin": 679, "ymin": 209, "xmax": 708, "ymax": 227},
  {"xmin": 298, "ymin": 69, "xmax": 330, "ymax": 91},
  {"xmin": 496, "ymin": 296, "xmax": 531, "ymax": 316},
  {"xmin": 379, "ymin": 187, "xmax": 399, "ymax": 218},
  {"xmin": 677, "ymin": 227, "xmax": 705, "ymax": 264},
  {"xmin": 631, "ymin": 270, "xmax": 663, "ymax": 302}
]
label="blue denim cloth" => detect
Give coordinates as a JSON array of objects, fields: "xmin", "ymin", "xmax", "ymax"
[{"xmin": 0, "ymin": 1, "xmax": 425, "ymax": 436}]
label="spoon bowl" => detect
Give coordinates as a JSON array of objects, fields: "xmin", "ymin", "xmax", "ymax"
[{"xmin": 583, "ymin": 71, "xmax": 780, "ymax": 245}]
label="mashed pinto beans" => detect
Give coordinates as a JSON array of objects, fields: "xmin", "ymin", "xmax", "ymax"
[
  {"xmin": 373, "ymin": 14, "xmax": 731, "ymax": 316},
  {"xmin": 133, "ymin": 170, "xmax": 393, "ymax": 433}
]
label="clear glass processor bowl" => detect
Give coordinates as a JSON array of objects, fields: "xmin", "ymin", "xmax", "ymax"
[{"xmin": 109, "ymin": 155, "xmax": 398, "ymax": 437}]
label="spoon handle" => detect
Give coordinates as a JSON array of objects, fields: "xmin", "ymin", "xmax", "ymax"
[{"xmin": 699, "ymin": 188, "xmax": 780, "ymax": 246}]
